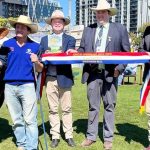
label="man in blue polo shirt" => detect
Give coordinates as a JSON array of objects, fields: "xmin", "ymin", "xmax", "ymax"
[{"xmin": 3, "ymin": 15, "xmax": 42, "ymax": 150}]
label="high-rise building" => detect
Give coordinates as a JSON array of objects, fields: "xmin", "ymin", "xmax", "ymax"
[
  {"xmin": 0, "ymin": 0, "xmax": 28, "ymax": 18},
  {"xmin": 0, "ymin": 0, "xmax": 62, "ymax": 22},
  {"xmin": 21, "ymin": 0, "xmax": 62, "ymax": 22},
  {"xmin": 114, "ymin": 0, "xmax": 150, "ymax": 32},
  {"xmin": 76, "ymin": 0, "xmax": 97, "ymax": 26},
  {"xmin": 76, "ymin": 0, "xmax": 150, "ymax": 32}
]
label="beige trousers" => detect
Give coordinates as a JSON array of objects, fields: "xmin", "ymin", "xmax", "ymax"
[
  {"xmin": 46, "ymin": 76, "xmax": 73, "ymax": 139},
  {"xmin": 146, "ymin": 91, "xmax": 150, "ymax": 143}
]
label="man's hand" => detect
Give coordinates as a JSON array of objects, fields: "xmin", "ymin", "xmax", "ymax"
[
  {"xmin": 0, "ymin": 60, "xmax": 3, "ymax": 70},
  {"xmin": 30, "ymin": 53, "xmax": 39, "ymax": 63},
  {"xmin": 30, "ymin": 53, "xmax": 44, "ymax": 72},
  {"xmin": 114, "ymin": 69, "xmax": 120, "ymax": 77},
  {"xmin": 66, "ymin": 49, "xmax": 77, "ymax": 54},
  {"xmin": 0, "ymin": 60, "xmax": 2, "ymax": 66},
  {"xmin": 146, "ymin": 52, "xmax": 150, "ymax": 56}
]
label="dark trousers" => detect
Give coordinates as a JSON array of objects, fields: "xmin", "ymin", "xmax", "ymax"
[{"xmin": 86, "ymin": 74, "xmax": 117, "ymax": 142}]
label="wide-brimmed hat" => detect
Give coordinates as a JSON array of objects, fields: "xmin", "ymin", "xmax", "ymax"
[
  {"xmin": 45, "ymin": 10, "xmax": 70, "ymax": 26},
  {"xmin": 9, "ymin": 15, "xmax": 38, "ymax": 33},
  {"xmin": 0, "ymin": 28, "xmax": 9, "ymax": 39},
  {"xmin": 90, "ymin": 0, "xmax": 117, "ymax": 16}
]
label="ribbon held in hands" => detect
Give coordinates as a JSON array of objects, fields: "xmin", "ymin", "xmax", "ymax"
[{"xmin": 41, "ymin": 52, "xmax": 150, "ymax": 65}]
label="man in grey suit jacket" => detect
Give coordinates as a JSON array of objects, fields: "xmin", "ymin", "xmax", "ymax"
[
  {"xmin": 39, "ymin": 10, "xmax": 76, "ymax": 148},
  {"xmin": 140, "ymin": 26, "xmax": 150, "ymax": 150},
  {"xmin": 78, "ymin": 0, "xmax": 130, "ymax": 149}
]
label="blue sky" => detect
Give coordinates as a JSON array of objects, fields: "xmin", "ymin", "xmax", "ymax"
[{"xmin": 59, "ymin": 0, "xmax": 76, "ymax": 25}]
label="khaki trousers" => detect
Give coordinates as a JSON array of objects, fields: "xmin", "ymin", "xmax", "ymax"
[
  {"xmin": 46, "ymin": 76, "xmax": 73, "ymax": 139},
  {"xmin": 146, "ymin": 91, "xmax": 150, "ymax": 143}
]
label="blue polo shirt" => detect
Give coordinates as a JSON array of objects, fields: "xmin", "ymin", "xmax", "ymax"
[{"xmin": 3, "ymin": 37, "xmax": 40, "ymax": 85}]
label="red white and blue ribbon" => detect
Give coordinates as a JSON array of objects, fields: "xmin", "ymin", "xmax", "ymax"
[
  {"xmin": 41, "ymin": 52, "xmax": 150, "ymax": 65},
  {"xmin": 40, "ymin": 52, "xmax": 150, "ymax": 112}
]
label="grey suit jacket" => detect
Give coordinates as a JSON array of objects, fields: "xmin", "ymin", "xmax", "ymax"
[
  {"xmin": 139, "ymin": 26, "xmax": 150, "ymax": 81},
  {"xmin": 78, "ymin": 22, "xmax": 130, "ymax": 83}
]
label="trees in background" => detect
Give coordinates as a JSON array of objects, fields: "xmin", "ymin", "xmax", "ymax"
[
  {"xmin": 0, "ymin": 17, "xmax": 17, "ymax": 28},
  {"xmin": 130, "ymin": 23, "xmax": 150, "ymax": 50},
  {"xmin": 0, "ymin": 17, "xmax": 7, "ymax": 28}
]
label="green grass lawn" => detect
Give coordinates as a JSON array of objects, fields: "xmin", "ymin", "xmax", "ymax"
[{"xmin": 0, "ymin": 67, "xmax": 148, "ymax": 150}]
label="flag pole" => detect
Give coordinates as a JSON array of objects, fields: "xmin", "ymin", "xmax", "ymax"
[{"xmin": 33, "ymin": 63, "xmax": 48, "ymax": 150}]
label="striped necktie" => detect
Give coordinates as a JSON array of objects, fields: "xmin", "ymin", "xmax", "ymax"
[
  {"xmin": 95, "ymin": 26, "xmax": 105, "ymax": 70},
  {"xmin": 95, "ymin": 26, "xmax": 103, "ymax": 52}
]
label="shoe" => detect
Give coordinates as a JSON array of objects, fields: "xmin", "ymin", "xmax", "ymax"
[
  {"xmin": 104, "ymin": 141, "xmax": 112, "ymax": 150},
  {"xmin": 144, "ymin": 146, "xmax": 150, "ymax": 150},
  {"xmin": 51, "ymin": 139, "xmax": 60, "ymax": 148},
  {"xmin": 81, "ymin": 138, "xmax": 95, "ymax": 147},
  {"xmin": 66, "ymin": 138, "xmax": 76, "ymax": 147}
]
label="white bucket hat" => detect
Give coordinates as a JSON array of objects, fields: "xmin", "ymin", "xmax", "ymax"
[
  {"xmin": 45, "ymin": 10, "xmax": 70, "ymax": 26},
  {"xmin": 90, "ymin": 0, "xmax": 117, "ymax": 16},
  {"xmin": 9, "ymin": 15, "xmax": 38, "ymax": 33}
]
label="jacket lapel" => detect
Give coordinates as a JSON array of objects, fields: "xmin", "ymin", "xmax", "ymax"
[
  {"xmin": 46, "ymin": 35, "xmax": 49, "ymax": 49},
  {"xmin": 62, "ymin": 33, "xmax": 67, "ymax": 52},
  {"xmin": 105, "ymin": 23, "xmax": 113, "ymax": 51},
  {"xmin": 92, "ymin": 24, "xmax": 97, "ymax": 52}
]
